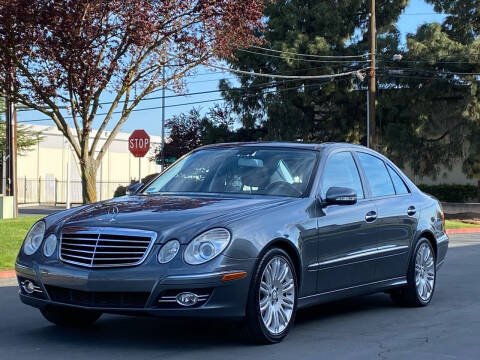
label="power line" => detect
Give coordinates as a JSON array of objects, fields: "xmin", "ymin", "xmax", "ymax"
[
  {"xmin": 237, "ymin": 49, "xmax": 370, "ymax": 64},
  {"xmin": 249, "ymin": 46, "xmax": 368, "ymax": 59},
  {"xmin": 377, "ymin": 72, "xmax": 474, "ymax": 82},
  {"xmin": 96, "ymin": 78, "xmax": 306, "ymax": 106},
  {"xmin": 18, "ymin": 62, "xmax": 362, "ymax": 112},
  {"xmin": 18, "ymin": 77, "xmax": 312, "ymax": 112},
  {"xmin": 382, "ymin": 67, "xmax": 480, "ymax": 76},
  {"xmin": 401, "ymin": 13, "xmax": 443, "ymax": 16},
  {"xmin": 377, "ymin": 57, "xmax": 480, "ymax": 65},
  {"xmin": 206, "ymin": 64, "xmax": 366, "ymax": 80},
  {"xmin": 18, "ymin": 80, "xmax": 350, "ymax": 124}
]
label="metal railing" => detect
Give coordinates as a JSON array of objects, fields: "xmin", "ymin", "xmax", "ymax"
[{"xmin": 2, "ymin": 177, "xmax": 131, "ymax": 204}]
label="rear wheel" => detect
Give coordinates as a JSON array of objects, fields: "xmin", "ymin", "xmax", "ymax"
[
  {"xmin": 40, "ymin": 306, "xmax": 102, "ymax": 327},
  {"xmin": 246, "ymin": 248, "xmax": 297, "ymax": 344},
  {"xmin": 391, "ymin": 238, "xmax": 436, "ymax": 307}
]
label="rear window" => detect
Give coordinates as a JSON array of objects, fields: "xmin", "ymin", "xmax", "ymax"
[{"xmin": 387, "ymin": 165, "xmax": 409, "ymax": 195}]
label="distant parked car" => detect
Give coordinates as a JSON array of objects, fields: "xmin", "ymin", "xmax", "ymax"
[{"xmin": 16, "ymin": 142, "xmax": 448, "ymax": 343}]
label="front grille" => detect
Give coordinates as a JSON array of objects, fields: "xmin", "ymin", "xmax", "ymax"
[
  {"xmin": 45, "ymin": 285, "xmax": 150, "ymax": 308},
  {"xmin": 60, "ymin": 227, "xmax": 157, "ymax": 268}
]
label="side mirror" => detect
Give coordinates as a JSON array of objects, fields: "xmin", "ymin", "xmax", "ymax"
[
  {"xmin": 325, "ymin": 187, "xmax": 357, "ymax": 206},
  {"xmin": 126, "ymin": 182, "xmax": 144, "ymax": 196}
]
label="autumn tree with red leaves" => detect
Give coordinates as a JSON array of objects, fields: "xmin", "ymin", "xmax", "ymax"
[{"xmin": 0, "ymin": 0, "xmax": 266, "ymax": 203}]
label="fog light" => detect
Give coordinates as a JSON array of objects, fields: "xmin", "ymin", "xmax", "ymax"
[
  {"xmin": 23, "ymin": 280, "xmax": 35, "ymax": 294},
  {"xmin": 176, "ymin": 292, "xmax": 198, "ymax": 306}
]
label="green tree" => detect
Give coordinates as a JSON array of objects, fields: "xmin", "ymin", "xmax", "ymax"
[
  {"xmin": 219, "ymin": 0, "xmax": 480, "ymax": 201},
  {"xmin": 377, "ymin": 1, "xmax": 480, "ymax": 199},
  {"xmin": 220, "ymin": 0, "xmax": 408, "ymax": 144},
  {"xmin": 0, "ymin": 98, "xmax": 43, "ymax": 193},
  {"xmin": 152, "ymin": 105, "xmax": 266, "ymax": 161}
]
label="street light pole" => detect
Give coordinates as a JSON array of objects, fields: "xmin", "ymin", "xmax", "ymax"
[
  {"xmin": 5, "ymin": 64, "xmax": 18, "ymax": 217},
  {"xmin": 367, "ymin": 0, "xmax": 376, "ymax": 149},
  {"xmin": 160, "ymin": 65, "xmax": 166, "ymax": 172}
]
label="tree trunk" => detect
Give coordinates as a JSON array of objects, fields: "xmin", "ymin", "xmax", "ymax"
[{"xmin": 80, "ymin": 160, "xmax": 98, "ymax": 204}]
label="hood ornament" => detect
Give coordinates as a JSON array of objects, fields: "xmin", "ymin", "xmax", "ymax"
[{"xmin": 107, "ymin": 206, "xmax": 119, "ymax": 222}]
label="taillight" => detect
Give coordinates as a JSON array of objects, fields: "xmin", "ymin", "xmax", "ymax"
[{"xmin": 439, "ymin": 203, "xmax": 445, "ymax": 229}]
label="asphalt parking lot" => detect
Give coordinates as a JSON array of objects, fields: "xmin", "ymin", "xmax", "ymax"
[{"xmin": 1, "ymin": 234, "xmax": 479, "ymax": 360}]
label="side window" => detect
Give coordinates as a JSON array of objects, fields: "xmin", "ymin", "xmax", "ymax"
[
  {"xmin": 322, "ymin": 152, "xmax": 364, "ymax": 199},
  {"xmin": 387, "ymin": 165, "xmax": 409, "ymax": 195},
  {"xmin": 357, "ymin": 153, "xmax": 395, "ymax": 197}
]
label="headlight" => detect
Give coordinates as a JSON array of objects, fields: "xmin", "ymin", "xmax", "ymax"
[
  {"xmin": 23, "ymin": 221, "xmax": 46, "ymax": 255},
  {"xmin": 157, "ymin": 240, "xmax": 180, "ymax": 264},
  {"xmin": 43, "ymin": 234, "xmax": 57, "ymax": 257},
  {"xmin": 184, "ymin": 228, "xmax": 231, "ymax": 265}
]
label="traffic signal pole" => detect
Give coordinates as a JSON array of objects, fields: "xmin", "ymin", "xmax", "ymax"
[{"xmin": 367, "ymin": 0, "xmax": 376, "ymax": 149}]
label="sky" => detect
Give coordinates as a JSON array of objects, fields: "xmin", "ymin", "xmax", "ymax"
[{"xmin": 17, "ymin": 0, "xmax": 446, "ymax": 137}]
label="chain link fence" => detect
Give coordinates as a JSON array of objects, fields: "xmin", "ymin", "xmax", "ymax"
[{"xmin": 3, "ymin": 177, "xmax": 130, "ymax": 204}]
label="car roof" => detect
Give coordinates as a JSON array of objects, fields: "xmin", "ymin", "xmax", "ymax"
[{"xmin": 197, "ymin": 141, "xmax": 370, "ymax": 152}]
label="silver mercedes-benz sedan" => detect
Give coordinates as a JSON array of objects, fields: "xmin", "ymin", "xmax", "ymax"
[{"xmin": 16, "ymin": 142, "xmax": 448, "ymax": 343}]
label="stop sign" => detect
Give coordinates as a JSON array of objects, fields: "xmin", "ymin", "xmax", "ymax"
[{"xmin": 128, "ymin": 129, "xmax": 150, "ymax": 158}]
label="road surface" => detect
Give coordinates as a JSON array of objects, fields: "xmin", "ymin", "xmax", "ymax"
[{"xmin": 1, "ymin": 234, "xmax": 479, "ymax": 359}]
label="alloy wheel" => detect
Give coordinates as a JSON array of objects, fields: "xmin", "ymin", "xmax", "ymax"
[
  {"xmin": 258, "ymin": 256, "xmax": 295, "ymax": 335},
  {"xmin": 415, "ymin": 242, "xmax": 435, "ymax": 302}
]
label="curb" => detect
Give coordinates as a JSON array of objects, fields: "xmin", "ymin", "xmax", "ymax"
[
  {"xmin": 446, "ymin": 228, "xmax": 480, "ymax": 235},
  {"xmin": 0, "ymin": 270, "xmax": 15, "ymax": 279}
]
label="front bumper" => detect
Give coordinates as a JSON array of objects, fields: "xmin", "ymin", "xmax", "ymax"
[{"xmin": 15, "ymin": 256, "xmax": 255, "ymax": 319}]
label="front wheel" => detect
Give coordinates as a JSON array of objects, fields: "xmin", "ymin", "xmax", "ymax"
[
  {"xmin": 246, "ymin": 248, "xmax": 297, "ymax": 344},
  {"xmin": 40, "ymin": 305, "xmax": 102, "ymax": 327},
  {"xmin": 391, "ymin": 238, "xmax": 436, "ymax": 307}
]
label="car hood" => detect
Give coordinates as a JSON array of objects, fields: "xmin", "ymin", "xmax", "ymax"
[{"xmin": 59, "ymin": 195, "xmax": 294, "ymax": 244}]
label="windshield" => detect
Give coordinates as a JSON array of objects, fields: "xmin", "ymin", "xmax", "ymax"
[{"xmin": 144, "ymin": 147, "xmax": 318, "ymax": 198}]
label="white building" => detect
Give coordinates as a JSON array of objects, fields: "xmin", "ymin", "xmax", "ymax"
[{"xmin": 16, "ymin": 125, "xmax": 162, "ymax": 204}]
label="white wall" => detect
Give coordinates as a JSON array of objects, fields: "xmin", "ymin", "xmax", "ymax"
[{"xmin": 17, "ymin": 125, "xmax": 162, "ymax": 203}]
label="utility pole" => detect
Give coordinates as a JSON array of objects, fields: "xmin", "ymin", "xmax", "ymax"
[
  {"xmin": 5, "ymin": 64, "xmax": 18, "ymax": 217},
  {"xmin": 160, "ymin": 65, "xmax": 166, "ymax": 172},
  {"xmin": 367, "ymin": 0, "xmax": 376, "ymax": 149}
]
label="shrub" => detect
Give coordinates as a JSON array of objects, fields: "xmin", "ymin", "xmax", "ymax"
[
  {"xmin": 113, "ymin": 173, "xmax": 159, "ymax": 198},
  {"xmin": 417, "ymin": 184, "xmax": 477, "ymax": 203},
  {"xmin": 113, "ymin": 185, "xmax": 127, "ymax": 198}
]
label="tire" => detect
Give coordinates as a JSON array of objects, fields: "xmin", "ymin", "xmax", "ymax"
[
  {"xmin": 40, "ymin": 305, "xmax": 102, "ymax": 327},
  {"xmin": 246, "ymin": 248, "xmax": 298, "ymax": 344},
  {"xmin": 390, "ymin": 238, "xmax": 436, "ymax": 307}
]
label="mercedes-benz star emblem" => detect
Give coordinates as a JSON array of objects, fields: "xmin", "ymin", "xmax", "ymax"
[{"xmin": 108, "ymin": 206, "xmax": 119, "ymax": 222}]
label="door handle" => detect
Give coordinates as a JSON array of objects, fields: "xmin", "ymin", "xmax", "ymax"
[
  {"xmin": 365, "ymin": 211, "xmax": 377, "ymax": 223},
  {"xmin": 407, "ymin": 206, "xmax": 416, "ymax": 216}
]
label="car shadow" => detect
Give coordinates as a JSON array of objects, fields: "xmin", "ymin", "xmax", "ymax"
[
  {"xmin": 18, "ymin": 293, "xmax": 393, "ymax": 349},
  {"xmin": 295, "ymin": 292, "xmax": 395, "ymax": 325}
]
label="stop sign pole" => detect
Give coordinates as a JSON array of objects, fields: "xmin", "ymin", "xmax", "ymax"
[{"xmin": 128, "ymin": 130, "xmax": 150, "ymax": 181}]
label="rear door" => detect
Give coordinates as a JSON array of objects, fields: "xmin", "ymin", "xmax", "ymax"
[
  {"xmin": 355, "ymin": 152, "xmax": 418, "ymax": 281},
  {"xmin": 314, "ymin": 151, "xmax": 378, "ymax": 294}
]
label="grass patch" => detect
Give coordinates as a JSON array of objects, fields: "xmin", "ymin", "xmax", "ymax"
[
  {"xmin": 0, "ymin": 216, "xmax": 43, "ymax": 270},
  {"xmin": 445, "ymin": 220, "xmax": 480, "ymax": 229}
]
